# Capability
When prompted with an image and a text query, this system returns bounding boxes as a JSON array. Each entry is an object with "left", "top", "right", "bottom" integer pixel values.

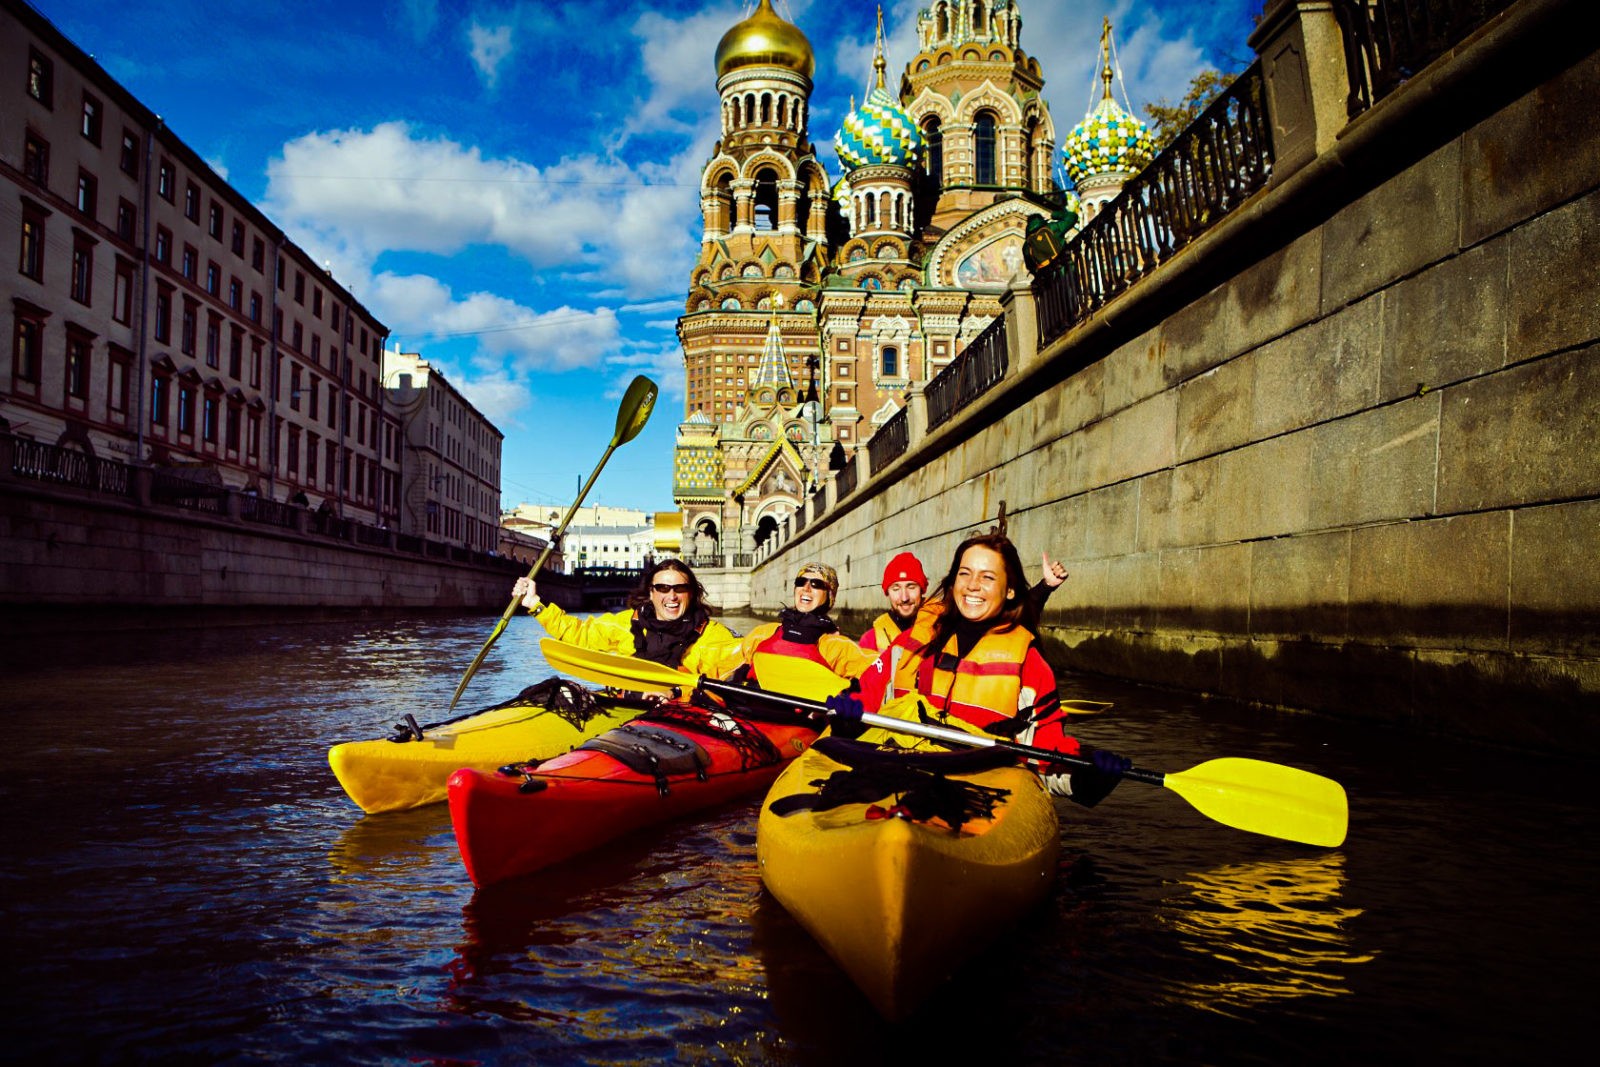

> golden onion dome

[{"left": 715, "top": 0, "right": 815, "bottom": 80}]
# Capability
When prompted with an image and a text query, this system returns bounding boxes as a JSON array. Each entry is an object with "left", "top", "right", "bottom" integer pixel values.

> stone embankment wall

[
  {"left": 0, "top": 474, "right": 542, "bottom": 628},
  {"left": 758, "top": 3, "right": 1599, "bottom": 751}
]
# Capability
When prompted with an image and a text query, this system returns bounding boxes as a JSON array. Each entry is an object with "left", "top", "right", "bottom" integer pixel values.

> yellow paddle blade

[
  {"left": 1162, "top": 758, "right": 1349, "bottom": 848},
  {"left": 539, "top": 639, "right": 696, "bottom": 693},
  {"left": 1061, "top": 699, "right": 1112, "bottom": 716},
  {"left": 751, "top": 653, "right": 850, "bottom": 701}
]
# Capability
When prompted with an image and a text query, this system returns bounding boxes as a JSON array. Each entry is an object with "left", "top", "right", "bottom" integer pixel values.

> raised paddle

[
  {"left": 538, "top": 639, "right": 1349, "bottom": 848},
  {"left": 446, "top": 375, "right": 658, "bottom": 712}
]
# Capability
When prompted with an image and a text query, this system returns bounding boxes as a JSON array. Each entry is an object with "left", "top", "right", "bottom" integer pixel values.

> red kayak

[{"left": 448, "top": 692, "right": 819, "bottom": 887}]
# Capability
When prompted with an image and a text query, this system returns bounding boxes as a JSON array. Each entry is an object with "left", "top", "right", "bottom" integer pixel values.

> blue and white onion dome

[
  {"left": 1063, "top": 96, "right": 1154, "bottom": 184},
  {"left": 835, "top": 85, "right": 923, "bottom": 171}
]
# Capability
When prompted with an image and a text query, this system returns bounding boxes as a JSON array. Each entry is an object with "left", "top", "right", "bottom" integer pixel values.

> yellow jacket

[
  {"left": 533, "top": 602, "right": 736, "bottom": 676},
  {"left": 705, "top": 619, "right": 876, "bottom": 683}
]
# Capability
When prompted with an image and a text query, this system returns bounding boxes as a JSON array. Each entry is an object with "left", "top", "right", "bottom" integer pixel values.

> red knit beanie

[{"left": 882, "top": 551, "right": 928, "bottom": 594}]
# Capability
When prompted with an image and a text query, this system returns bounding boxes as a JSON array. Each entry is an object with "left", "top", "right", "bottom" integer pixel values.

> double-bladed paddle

[
  {"left": 446, "top": 376, "right": 658, "bottom": 712},
  {"left": 538, "top": 638, "right": 1349, "bottom": 848}
]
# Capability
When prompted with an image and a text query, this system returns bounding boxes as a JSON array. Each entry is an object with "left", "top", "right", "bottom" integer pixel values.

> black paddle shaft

[{"left": 696, "top": 678, "right": 1164, "bottom": 785}]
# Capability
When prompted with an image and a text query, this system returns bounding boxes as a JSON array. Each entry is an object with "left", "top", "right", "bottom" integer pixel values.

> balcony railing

[
  {"left": 926, "top": 316, "right": 1009, "bottom": 432},
  {"left": 1037, "top": 60, "right": 1272, "bottom": 348},
  {"left": 1332, "top": 0, "right": 1516, "bottom": 117}
]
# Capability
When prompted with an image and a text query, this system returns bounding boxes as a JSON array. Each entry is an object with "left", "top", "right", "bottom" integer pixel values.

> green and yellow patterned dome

[{"left": 1063, "top": 94, "right": 1154, "bottom": 184}]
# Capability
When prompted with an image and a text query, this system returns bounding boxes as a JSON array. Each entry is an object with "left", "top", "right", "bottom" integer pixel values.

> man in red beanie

[{"left": 859, "top": 551, "right": 930, "bottom": 652}]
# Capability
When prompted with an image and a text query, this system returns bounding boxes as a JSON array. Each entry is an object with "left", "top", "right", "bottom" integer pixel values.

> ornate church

[{"left": 672, "top": 0, "right": 1152, "bottom": 559}]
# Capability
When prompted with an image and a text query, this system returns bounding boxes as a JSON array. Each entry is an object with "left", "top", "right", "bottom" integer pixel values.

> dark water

[{"left": 1, "top": 613, "right": 1593, "bottom": 1064}]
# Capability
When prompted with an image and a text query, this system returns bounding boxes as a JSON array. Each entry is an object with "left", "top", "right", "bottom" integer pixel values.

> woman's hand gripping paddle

[{"left": 446, "top": 376, "right": 658, "bottom": 712}]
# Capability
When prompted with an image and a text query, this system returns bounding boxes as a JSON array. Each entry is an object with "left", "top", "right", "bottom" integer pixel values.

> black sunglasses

[
  {"left": 651, "top": 583, "right": 691, "bottom": 595},
  {"left": 794, "top": 577, "right": 830, "bottom": 590}
]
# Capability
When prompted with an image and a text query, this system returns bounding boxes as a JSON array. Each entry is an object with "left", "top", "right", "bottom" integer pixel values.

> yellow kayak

[
  {"left": 757, "top": 735, "right": 1060, "bottom": 1020},
  {"left": 328, "top": 679, "right": 641, "bottom": 814}
]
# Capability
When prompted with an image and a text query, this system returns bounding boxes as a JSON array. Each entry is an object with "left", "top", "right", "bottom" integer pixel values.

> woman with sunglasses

[
  {"left": 832, "top": 533, "right": 1131, "bottom": 806},
  {"left": 707, "top": 562, "right": 874, "bottom": 686},
  {"left": 513, "top": 559, "right": 735, "bottom": 674}
]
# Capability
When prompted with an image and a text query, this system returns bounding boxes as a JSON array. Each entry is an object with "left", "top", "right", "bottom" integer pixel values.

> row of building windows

[{"left": 18, "top": 22, "right": 501, "bottom": 538}]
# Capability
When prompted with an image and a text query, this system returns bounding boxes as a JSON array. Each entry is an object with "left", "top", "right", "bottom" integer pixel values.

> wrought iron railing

[
  {"left": 834, "top": 457, "right": 859, "bottom": 500},
  {"left": 7, "top": 435, "right": 135, "bottom": 497},
  {"left": 2, "top": 432, "right": 496, "bottom": 566},
  {"left": 1332, "top": 0, "right": 1515, "bottom": 117},
  {"left": 238, "top": 493, "right": 299, "bottom": 529},
  {"left": 867, "top": 405, "right": 910, "bottom": 475},
  {"left": 926, "top": 316, "right": 1009, "bottom": 432},
  {"left": 1036, "top": 60, "right": 1272, "bottom": 348}
]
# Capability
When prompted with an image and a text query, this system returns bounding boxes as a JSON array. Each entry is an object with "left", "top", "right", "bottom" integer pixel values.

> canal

[{"left": 1, "top": 613, "right": 1591, "bottom": 1064}]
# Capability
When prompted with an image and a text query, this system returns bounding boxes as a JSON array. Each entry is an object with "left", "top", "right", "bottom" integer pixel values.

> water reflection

[
  {"left": 441, "top": 806, "right": 777, "bottom": 1053},
  {"left": 1157, "top": 852, "right": 1374, "bottom": 1017},
  {"left": 3, "top": 614, "right": 1592, "bottom": 1064}
]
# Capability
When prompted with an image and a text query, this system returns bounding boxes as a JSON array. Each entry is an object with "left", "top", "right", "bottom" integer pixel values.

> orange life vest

[
  {"left": 910, "top": 624, "right": 1035, "bottom": 732},
  {"left": 867, "top": 612, "right": 912, "bottom": 653}
]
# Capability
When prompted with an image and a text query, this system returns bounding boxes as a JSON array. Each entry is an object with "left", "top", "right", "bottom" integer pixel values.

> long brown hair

[
  {"left": 626, "top": 558, "right": 715, "bottom": 619},
  {"left": 921, "top": 532, "right": 1035, "bottom": 655}
]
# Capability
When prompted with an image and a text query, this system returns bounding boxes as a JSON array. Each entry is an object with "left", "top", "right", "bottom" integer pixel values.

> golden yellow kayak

[
  {"left": 328, "top": 679, "right": 642, "bottom": 814},
  {"left": 757, "top": 735, "right": 1060, "bottom": 1020}
]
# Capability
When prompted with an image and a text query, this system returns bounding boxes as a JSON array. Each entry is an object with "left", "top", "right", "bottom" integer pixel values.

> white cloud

[
  {"left": 468, "top": 20, "right": 515, "bottom": 89},
  {"left": 264, "top": 121, "right": 700, "bottom": 295},
  {"left": 370, "top": 271, "right": 622, "bottom": 371},
  {"left": 627, "top": 5, "right": 740, "bottom": 137}
]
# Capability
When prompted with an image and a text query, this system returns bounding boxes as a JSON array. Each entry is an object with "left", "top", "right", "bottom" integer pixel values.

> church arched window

[
  {"left": 753, "top": 167, "right": 779, "bottom": 231},
  {"left": 713, "top": 172, "right": 734, "bottom": 231},
  {"left": 796, "top": 174, "right": 813, "bottom": 238},
  {"left": 1024, "top": 116, "right": 1038, "bottom": 191},
  {"left": 881, "top": 346, "right": 899, "bottom": 377},
  {"left": 974, "top": 111, "right": 997, "bottom": 186},
  {"left": 974, "top": 2, "right": 986, "bottom": 34},
  {"left": 923, "top": 117, "right": 943, "bottom": 190}
]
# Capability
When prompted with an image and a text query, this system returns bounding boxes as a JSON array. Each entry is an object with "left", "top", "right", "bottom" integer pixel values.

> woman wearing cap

[
  {"left": 708, "top": 561, "right": 874, "bottom": 686},
  {"left": 859, "top": 549, "right": 1073, "bottom": 653},
  {"left": 834, "top": 533, "right": 1131, "bottom": 807},
  {"left": 513, "top": 559, "right": 735, "bottom": 674}
]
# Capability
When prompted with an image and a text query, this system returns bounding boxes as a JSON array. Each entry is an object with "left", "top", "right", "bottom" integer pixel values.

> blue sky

[{"left": 35, "top": 0, "right": 1262, "bottom": 512}]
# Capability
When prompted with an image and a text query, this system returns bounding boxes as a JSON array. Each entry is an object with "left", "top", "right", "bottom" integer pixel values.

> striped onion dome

[
  {"left": 834, "top": 14, "right": 920, "bottom": 172},
  {"left": 1063, "top": 95, "right": 1154, "bottom": 184},
  {"left": 835, "top": 84, "right": 923, "bottom": 171}
]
